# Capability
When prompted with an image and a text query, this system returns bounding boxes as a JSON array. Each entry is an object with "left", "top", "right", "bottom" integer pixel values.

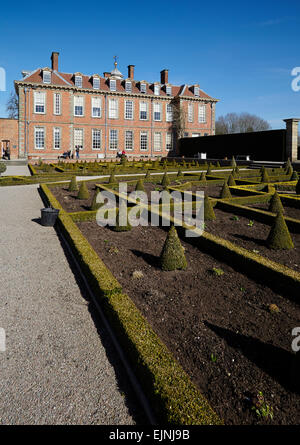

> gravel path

[
  {"left": 2, "top": 165, "right": 30, "bottom": 176},
  {"left": 0, "top": 185, "right": 141, "bottom": 424}
]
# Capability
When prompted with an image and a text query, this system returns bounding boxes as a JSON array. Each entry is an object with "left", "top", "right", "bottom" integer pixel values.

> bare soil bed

[
  {"left": 76, "top": 221, "right": 300, "bottom": 425},
  {"left": 51, "top": 182, "right": 101, "bottom": 213},
  {"left": 205, "top": 209, "right": 300, "bottom": 272},
  {"left": 248, "top": 203, "right": 300, "bottom": 221}
]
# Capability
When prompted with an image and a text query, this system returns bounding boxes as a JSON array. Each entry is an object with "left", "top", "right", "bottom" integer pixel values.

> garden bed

[
  {"left": 204, "top": 209, "right": 300, "bottom": 272},
  {"left": 76, "top": 221, "right": 300, "bottom": 425},
  {"left": 248, "top": 203, "right": 300, "bottom": 220}
]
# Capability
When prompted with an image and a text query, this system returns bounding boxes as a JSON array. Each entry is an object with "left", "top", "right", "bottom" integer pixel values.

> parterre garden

[{"left": 4, "top": 156, "right": 300, "bottom": 424}]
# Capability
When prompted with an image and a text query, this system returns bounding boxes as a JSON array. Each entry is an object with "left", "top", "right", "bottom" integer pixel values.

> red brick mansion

[{"left": 12, "top": 52, "right": 218, "bottom": 160}]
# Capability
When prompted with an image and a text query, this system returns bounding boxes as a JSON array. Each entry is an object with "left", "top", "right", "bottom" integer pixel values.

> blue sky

[{"left": 0, "top": 0, "right": 299, "bottom": 128}]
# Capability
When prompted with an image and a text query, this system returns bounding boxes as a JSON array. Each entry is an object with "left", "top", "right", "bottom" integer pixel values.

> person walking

[{"left": 75, "top": 146, "right": 80, "bottom": 160}]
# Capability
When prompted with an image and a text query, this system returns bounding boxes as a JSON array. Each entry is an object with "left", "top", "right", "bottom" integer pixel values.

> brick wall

[{"left": 0, "top": 118, "right": 19, "bottom": 159}]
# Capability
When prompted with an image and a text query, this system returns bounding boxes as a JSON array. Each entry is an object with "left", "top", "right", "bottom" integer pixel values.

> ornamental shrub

[
  {"left": 227, "top": 174, "right": 236, "bottom": 186},
  {"left": 268, "top": 191, "right": 284, "bottom": 214},
  {"left": 200, "top": 172, "right": 206, "bottom": 181},
  {"left": 0, "top": 161, "right": 7, "bottom": 176},
  {"left": 160, "top": 225, "right": 187, "bottom": 271},
  {"left": 161, "top": 172, "right": 170, "bottom": 187},
  {"left": 111, "top": 208, "right": 132, "bottom": 232},
  {"left": 204, "top": 196, "right": 216, "bottom": 220},
  {"left": 291, "top": 170, "right": 299, "bottom": 181},
  {"left": 109, "top": 173, "right": 116, "bottom": 184},
  {"left": 77, "top": 181, "right": 89, "bottom": 200},
  {"left": 177, "top": 169, "right": 183, "bottom": 178},
  {"left": 206, "top": 165, "right": 212, "bottom": 175},
  {"left": 231, "top": 156, "right": 237, "bottom": 168},
  {"left": 90, "top": 189, "right": 102, "bottom": 210},
  {"left": 135, "top": 179, "right": 145, "bottom": 192},
  {"left": 220, "top": 182, "right": 232, "bottom": 199},
  {"left": 261, "top": 167, "right": 270, "bottom": 183},
  {"left": 68, "top": 176, "right": 78, "bottom": 192},
  {"left": 266, "top": 211, "right": 294, "bottom": 250}
]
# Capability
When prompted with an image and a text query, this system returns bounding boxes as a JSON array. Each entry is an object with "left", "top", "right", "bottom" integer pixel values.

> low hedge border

[
  {"left": 28, "top": 164, "right": 37, "bottom": 176},
  {"left": 40, "top": 182, "right": 222, "bottom": 425}
]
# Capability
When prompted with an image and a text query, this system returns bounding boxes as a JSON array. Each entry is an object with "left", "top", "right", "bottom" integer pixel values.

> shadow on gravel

[
  {"left": 55, "top": 229, "right": 150, "bottom": 425},
  {"left": 31, "top": 217, "right": 43, "bottom": 225}
]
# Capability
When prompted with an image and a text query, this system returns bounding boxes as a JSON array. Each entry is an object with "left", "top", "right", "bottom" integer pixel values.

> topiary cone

[
  {"left": 135, "top": 179, "right": 145, "bottom": 192},
  {"left": 161, "top": 172, "right": 170, "bottom": 187},
  {"left": 268, "top": 191, "right": 284, "bottom": 214},
  {"left": 90, "top": 189, "right": 102, "bottom": 210},
  {"left": 0, "top": 161, "right": 6, "bottom": 176},
  {"left": 111, "top": 208, "right": 132, "bottom": 232},
  {"left": 160, "top": 225, "right": 187, "bottom": 271},
  {"left": 291, "top": 170, "right": 299, "bottom": 181},
  {"left": 68, "top": 176, "right": 78, "bottom": 192},
  {"left": 204, "top": 196, "right": 216, "bottom": 220},
  {"left": 261, "top": 168, "right": 269, "bottom": 183},
  {"left": 177, "top": 169, "right": 183, "bottom": 178},
  {"left": 145, "top": 169, "right": 151, "bottom": 180},
  {"left": 77, "top": 181, "right": 89, "bottom": 200},
  {"left": 266, "top": 211, "right": 294, "bottom": 250},
  {"left": 109, "top": 173, "right": 116, "bottom": 184},
  {"left": 220, "top": 182, "right": 232, "bottom": 199},
  {"left": 231, "top": 156, "right": 237, "bottom": 168},
  {"left": 200, "top": 172, "right": 206, "bottom": 181},
  {"left": 227, "top": 174, "right": 236, "bottom": 186}
]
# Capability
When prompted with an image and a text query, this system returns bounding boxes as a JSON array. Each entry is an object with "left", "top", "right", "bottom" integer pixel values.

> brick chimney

[
  {"left": 160, "top": 69, "right": 168, "bottom": 84},
  {"left": 51, "top": 52, "right": 59, "bottom": 71},
  {"left": 128, "top": 65, "right": 135, "bottom": 80}
]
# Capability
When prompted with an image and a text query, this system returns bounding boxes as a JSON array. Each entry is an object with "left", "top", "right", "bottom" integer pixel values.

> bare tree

[
  {"left": 172, "top": 98, "right": 186, "bottom": 142},
  {"left": 6, "top": 92, "right": 19, "bottom": 119},
  {"left": 215, "top": 112, "right": 271, "bottom": 135}
]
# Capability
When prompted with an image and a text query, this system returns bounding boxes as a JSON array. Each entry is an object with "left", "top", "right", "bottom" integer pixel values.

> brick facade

[
  {"left": 0, "top": 118, "right": 19, "bottom": 159},
  {"left": 14, "top": 52, "right": 218, "bottom": 160}
]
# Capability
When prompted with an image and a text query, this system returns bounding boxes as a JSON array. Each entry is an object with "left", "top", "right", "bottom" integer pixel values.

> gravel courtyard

[{"left": 0, "top": 184, "right": 142, "bottom": 425}]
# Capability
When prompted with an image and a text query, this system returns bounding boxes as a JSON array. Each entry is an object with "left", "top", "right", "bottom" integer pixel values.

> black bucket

[{"left": 41, "top": 207, "right": 60, "bottom": 227}]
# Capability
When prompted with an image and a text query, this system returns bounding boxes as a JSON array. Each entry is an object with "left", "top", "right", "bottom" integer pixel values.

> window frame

[
  {"left": 110, "top": 79, "right": 117, "bottom": 91},
  {"left": 108, "top": 98, "right": 119, "bottom": 119},
  {"left": 53, "top": 92, "right": 61, "bottom": 116},
  {"left": 198, "top": 104, "right": 206, "bottom": 123},
  {"left": 34, "top": 91, "right": 46, "bottom": 114},
  {"left": 166, "top": 103, "right": 173, "bottom": 122},
  {"left": 34, "top": 126, "right": 45, "bottom": 149},
  {"left": 91, "top": 97, "right": 102, "bottom": 118},
  {"left": 92, "top": 128, "right": 102, "bottom": 150},
  {"left": 166, "top": 132, "right": 173, "bottom": 151},
  {"left": 140, "top": 131, "right": 148, "bottom": 151},
  {"left": 93, "top": 77, "right": 100, "bottom": 90},
  {"left": 139, "top": 101, "right": 148, "bottom": 120},
  {"left": 74, "top": 128, "right": 84, "bottom": 150},
  {"left": 109, "top": 129, "right": 118, "bottom": 150},
  {"left": 153, "top": 102, "right": 162, "bottom": 121},
  {"left": 43, "top": 71, "right": 51, "bottom": 84},
  {"left": 74, "top": 95, "right": 84, "bottom": 117},
  {"left": 53, "top": 127, "right": 61, "bottom": 149},
  {"left": 125, "top": 130, "right": 134, "bottom": 151},
  {"left": 124, "top": 100, "right": 134, "bottom": 120},
  {"left": 153, "top": 132, "right": 162, "bottom": 152}
]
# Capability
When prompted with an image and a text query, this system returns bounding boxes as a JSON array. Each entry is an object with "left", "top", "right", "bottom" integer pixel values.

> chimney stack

[
  {"left": 160, "top": 69, "right": 168, "bottom": 84},
  {"left": 128, "top": 65, "right": 135, "bottom": 79},
  {"left": 51, "top": 52, "right": 59, "bottom": 71}
]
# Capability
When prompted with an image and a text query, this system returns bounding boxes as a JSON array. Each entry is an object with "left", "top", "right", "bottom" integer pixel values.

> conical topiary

[
  {"left": 109, "top": 173, "right": 116, "bottom": 184},
  {"left": 111, "top": 208, "right": 132, "bottom": 232},
  {"left": 68, "top": 176, "right": 78, "bottom": 192},
  {"left": 160, "top": 225, "right": 187, "bottom": 271},
  {"left": 268, "top": 191, "right": 284, "bottom": 214},
  {"left": 285, "top": 158, "right": 292, "bottom": 172},
  {"left": 90, "top": 189, "right": 102, "bottom": 210},
  {"left": 291, "top": 170, "right": 299, "bottom": 181},
  {"left": 227, "top": 174, "right": 236, "bottom": 186},
  {"left": 77, "top": 181, "right": 89, "bottom": 200},
  {"left": 135, "top": 179, "right": 145, "bottom": 192},
  {"left": 234, "top": 165, "right": 240, "bottom": 175},
  {"left": 207, "top": 165, "right": 212, "bottom": 175},
  {"left": 177, "top": 169, "right": 183, "bottom": 178},
  {"left": 0, "top": 160, "right": 6, "bottom": 176},
  {"left": 220, "top": 182, "right": 232, "bottom": 199},
  {"left": 216, "top": 161, "right": 220, "bottom": 168},
  {"left": 296, "top": 178, "right": 300, "bottom": 194},
  {"left": 145, "top": 169, "right": 151, "bottom": 180},
  {"left": 261, "top": 167, "right": 269, "bottom": 183},
  {"left": 231, "top": 156, "right": 237, "bottom": 168},
  {"left": 161, "top": 172, "right": 170, "bottom": 187},
  {"left": 266, "top": 211, "right": 294, "bottom": 250},
  {"left": 204, "top": 196, "right": 216, "bottom": 220},
  {"left": 200, "top": 172, "right": 206, "bottom": 181}
]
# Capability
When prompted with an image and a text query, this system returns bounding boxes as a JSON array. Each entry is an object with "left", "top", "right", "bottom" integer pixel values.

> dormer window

[
  {"left": 110, "top": 79, "right": 116, "bottom": 91},
  {"left": 140, "top": 83, "right": 146, "bottom": 93},
  {"left": 166, "top": 85, "right": 172, "bottom": 96},
  {"left": 75, "top": 75, "right": 82, "bottom": 88},
  {"left": 154, "top": 84, "right": 160, "bottom": 96},
  {"left": 93, "top": 76, "right": 100, "bottom": 90},
  {"left": 194, "top": 86, "right": 200, "bottom": 97},
  {"left": 43, "top": 70, "right": 51, "bottom": 84},
  {"left": 125, "top": 81, "right": 132, "bottom": 93}
]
